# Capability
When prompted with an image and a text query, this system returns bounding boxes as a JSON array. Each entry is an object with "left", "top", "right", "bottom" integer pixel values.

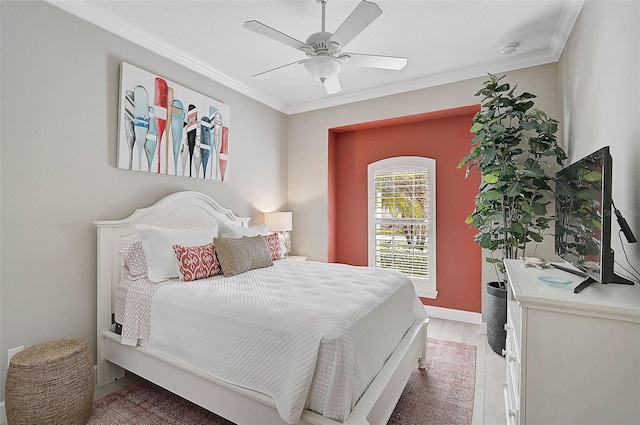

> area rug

[{"left": 88, "top": 338, "right": 476, "bottom": 425}]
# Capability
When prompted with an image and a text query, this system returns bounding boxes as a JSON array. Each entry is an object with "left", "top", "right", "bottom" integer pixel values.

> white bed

[{"left": 94, "top": 191, "right": 429, "bottom": 425}]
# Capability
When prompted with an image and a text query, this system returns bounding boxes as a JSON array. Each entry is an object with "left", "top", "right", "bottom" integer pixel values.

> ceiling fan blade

[
  {"left": 243, "top": 20, "right": 312, "bottom": 52},
  {"left": 343, "top": 53, "right": 407, "bottom": 70},
  {"left": 323, "top": 74, "right": 342, "bottom": 95},
  {"left": 253, "top": 60, "right": 307, "bottom": 80},
  {"left": 329, "top": 0, "right": 382, "bottom": 49}
]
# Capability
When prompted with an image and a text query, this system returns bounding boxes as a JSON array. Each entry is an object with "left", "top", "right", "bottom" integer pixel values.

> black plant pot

[{"left": 486, "top": 281, "right": 507, "bottom": 356}]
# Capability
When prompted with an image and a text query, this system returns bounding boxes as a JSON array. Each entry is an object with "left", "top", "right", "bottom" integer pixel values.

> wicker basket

[{"left": 5, "top": 338, "right": 95, "bottom": 425}]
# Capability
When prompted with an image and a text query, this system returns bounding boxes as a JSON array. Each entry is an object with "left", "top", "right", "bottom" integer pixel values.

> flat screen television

[{"left": 554, "top": 146, "right": 634, "bottom": 287}]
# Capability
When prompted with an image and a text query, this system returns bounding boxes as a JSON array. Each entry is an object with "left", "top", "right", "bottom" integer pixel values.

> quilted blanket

[{"left": 119, "top": 260, "right": 425, "bottom": 423}]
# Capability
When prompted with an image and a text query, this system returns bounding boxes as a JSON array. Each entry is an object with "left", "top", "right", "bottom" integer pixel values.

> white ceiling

[{"left": 48, "top": 0, "right": 583, "bottom": 114}]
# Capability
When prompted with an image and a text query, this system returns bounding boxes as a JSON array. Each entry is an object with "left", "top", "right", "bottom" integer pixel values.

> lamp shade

[{"left": 264, "top": 211, "right": 292, "bottom": 232}]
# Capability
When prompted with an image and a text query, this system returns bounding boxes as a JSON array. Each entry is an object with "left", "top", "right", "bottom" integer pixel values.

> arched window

[{"left": 368, "top": 156, "right": 437, "bottom": 298}]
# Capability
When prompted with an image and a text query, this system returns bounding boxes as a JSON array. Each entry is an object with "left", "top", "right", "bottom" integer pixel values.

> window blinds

[{"left": 373, "top": 170, "right": 430, "bottom": 279}]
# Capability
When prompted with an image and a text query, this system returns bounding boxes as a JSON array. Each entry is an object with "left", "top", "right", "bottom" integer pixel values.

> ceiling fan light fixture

[{"left": 304, "top": 56, "right": 342, "bottom": 82}]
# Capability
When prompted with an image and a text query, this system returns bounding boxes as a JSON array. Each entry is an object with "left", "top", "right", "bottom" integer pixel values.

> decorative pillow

[
  {"left": 214, "top": 236, "right": 273, "bottom": 277},
  {"left": 278, "top": 232, "right": 287, "bottom": 257},
  {"left": 135, "top": 224, "right": 219, "bottom": 283},
  {"left": 218, "top": 220, "right": 268, "bottom": 239},
  {"left": 173, "top": 242, "right": 221, "bottom": 282},
  {"left": 119, "top": 239, "right": 148, "bottom": 279},
  {"left": 264, "top": 233, "right": 285, "bottom": 261}
]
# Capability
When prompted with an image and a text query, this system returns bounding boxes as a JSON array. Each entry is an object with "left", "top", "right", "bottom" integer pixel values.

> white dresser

[{"left": 503, "top": 259, "right": 640, "bottom": 425}]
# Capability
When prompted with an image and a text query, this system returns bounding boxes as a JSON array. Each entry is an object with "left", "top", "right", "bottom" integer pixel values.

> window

[{"left": 368, "top": 157, "right": 437, "bottom": 298}]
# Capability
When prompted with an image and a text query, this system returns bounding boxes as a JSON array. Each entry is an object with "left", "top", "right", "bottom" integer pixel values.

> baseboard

[
  {"left": 424, "top": 305, "right": 482, "bottom": 324},
  {"left": 1, "top": 401, "right": 6, "bottom": 425}
]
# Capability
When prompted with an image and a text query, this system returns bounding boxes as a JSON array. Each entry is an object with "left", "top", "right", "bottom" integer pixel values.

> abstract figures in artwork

[
  {"left": 171, "top": 100, "right": 184, "bottom": 176},
  {"left": 145, "top": 106, "right": 157, "bottom": 172},
  {"left": 200, "top": 116, "right": 212, "bottom": 179},
  {"left": 118, "top": 62, "right": 230, "bottom": 180},
  {"left": 165, "top": 87, "right": 174, "bottom": 174},
  {"left": 133, "top": 85, "right": 149, "bottom": 171},
  {"left": 154, "top": 78, "right": 168, "bottom": 174},
  {"left": 186, "top": 105, "right": 197, "bottom": 178},
  {"left": 124, "top": 90, "right": 136, "bottom": 170}
]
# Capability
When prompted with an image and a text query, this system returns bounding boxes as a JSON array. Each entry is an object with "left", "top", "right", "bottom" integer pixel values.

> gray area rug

[{"left": 88, "top": 338, "right": 476, "bottom": 424}]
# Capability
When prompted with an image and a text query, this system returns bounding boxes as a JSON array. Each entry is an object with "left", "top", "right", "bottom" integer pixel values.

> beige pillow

[{"left": 214, "top": 236, "right": 273, "bottom": 277}]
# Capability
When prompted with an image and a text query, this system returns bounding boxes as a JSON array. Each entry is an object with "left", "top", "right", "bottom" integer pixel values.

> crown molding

[
  {"left": 45, "top": 0, "right": 584, "bottom": 116},
  {"left": 44, "top": 0, "right": 288, "bottom": 113},
  {"left": 285, "top": 0, "right": 585, "bottom": 115},
  {"left": 550, "top": 0, "right": 584, "bottom": 61},
  {"left": 284, "top": 50, "right": 559, "bottom": 115}
]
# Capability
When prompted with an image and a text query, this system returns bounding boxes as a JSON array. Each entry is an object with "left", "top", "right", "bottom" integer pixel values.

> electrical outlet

[{"left": 8, "top": 346, "right": 24, "bottom": 368}]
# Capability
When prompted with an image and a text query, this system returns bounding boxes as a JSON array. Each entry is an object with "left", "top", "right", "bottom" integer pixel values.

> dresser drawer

[
  {"left": 503, "top": 376, "right": 519, "bottom": 425},
  {"left": 507, "top": 326, "right": 521, "bottom": 391}
]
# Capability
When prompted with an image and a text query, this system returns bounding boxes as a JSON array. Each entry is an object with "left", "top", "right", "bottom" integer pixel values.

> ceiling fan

[{"left": 243, "top": 0, "right": 407, "bottom": 95}]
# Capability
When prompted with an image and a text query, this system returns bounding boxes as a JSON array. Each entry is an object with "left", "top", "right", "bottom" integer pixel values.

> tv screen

[{"left": 554, "top": 147, "right": 612, "bottom": 283}]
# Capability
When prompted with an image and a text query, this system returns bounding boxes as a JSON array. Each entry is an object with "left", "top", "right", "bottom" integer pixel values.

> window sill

[{"left": 415, "top": 288, "right": 438, "bottom": 299}]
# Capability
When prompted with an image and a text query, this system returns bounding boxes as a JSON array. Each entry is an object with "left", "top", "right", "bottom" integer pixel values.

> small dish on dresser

[{"left": 537, "top": 275, "right": 573, "bottom": 287}]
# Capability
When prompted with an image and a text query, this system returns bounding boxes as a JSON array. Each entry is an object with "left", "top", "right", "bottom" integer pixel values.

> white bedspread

[{"left": 121, "top": 260, "right": 425, "bottom": 424}]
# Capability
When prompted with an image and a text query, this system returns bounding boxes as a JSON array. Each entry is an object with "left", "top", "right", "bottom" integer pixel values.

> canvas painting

[{"left": 117, "top": 62, "right": 231, "bottom": 181}]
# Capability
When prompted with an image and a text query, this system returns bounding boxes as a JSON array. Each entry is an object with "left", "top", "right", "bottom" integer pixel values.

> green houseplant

[{"left": 458, "top": 74, "right": 567, "bottom": 354}]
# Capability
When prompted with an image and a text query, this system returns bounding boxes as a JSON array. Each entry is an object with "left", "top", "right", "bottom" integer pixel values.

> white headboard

[{"left": 93, "top": 191, "right": 250, "bottom": 342}]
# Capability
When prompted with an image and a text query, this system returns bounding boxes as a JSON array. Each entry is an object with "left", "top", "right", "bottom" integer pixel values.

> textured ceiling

[{"left": 50, "top": 0, "right": 583, "bottom": 114}]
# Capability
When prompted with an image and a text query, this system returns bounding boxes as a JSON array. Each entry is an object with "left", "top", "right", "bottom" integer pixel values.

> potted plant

[{"left": 458, "top": 74, "right": 567, "bottom": 355}]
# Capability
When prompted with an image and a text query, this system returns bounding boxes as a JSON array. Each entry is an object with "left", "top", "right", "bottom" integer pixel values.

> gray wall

[
  {"left": 559, "top": 1, "right": 640, "bottom": 272},
  {"left": 0, "top": 1, "right": 288, "bottom": 401}
]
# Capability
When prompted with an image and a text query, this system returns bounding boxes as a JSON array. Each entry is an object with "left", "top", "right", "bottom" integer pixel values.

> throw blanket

[{"left": 117, "top": 260, "right": 425, "bottom": 423}]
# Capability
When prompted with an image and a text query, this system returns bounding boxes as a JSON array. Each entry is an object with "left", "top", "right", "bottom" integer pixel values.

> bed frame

[{"left": 94, "top": 191, "right": 429, "bottom": 425}]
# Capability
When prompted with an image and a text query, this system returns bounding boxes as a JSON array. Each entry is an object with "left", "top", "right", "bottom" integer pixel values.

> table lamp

[{"left": 264, "top": 211, "right": 293, "bottom": 255}]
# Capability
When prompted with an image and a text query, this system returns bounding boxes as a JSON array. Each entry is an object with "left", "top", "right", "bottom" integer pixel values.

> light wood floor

[
  {"left": 90, "top": 318, "right": 506, "bottom": 425},
  {"left": 428, "top": 317, "right": 507, "bottom": 425}
]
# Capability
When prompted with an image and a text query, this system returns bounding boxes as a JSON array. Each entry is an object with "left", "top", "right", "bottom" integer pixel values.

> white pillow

[
  {"left": 135, "top": 224, "right": 219, "bottom": 282},
  {"left": 218, "top": 219, "right": 268, "bottom": 238}
]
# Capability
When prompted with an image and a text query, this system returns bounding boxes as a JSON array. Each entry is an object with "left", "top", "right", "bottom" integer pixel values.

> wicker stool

[{"left": 5, "top": 338, "right": 95, "bottom": 425}]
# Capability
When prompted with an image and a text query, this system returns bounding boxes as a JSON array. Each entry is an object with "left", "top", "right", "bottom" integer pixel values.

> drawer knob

[
  {"left": 501, "top": 349, "right": 507, "bottom": 356},
  {"left": 509, "top": 409, "right": 517, "bottom": 417},
  {"left": 503, "top": 380, "right": 508, "bottom": 388},
  {"left": 509, "top": 355, "right": 517, "bottom": 362}
]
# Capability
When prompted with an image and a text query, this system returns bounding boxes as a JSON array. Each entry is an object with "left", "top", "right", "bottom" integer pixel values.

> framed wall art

[{"left": 117, "top": 62, "right": 231, "bottom": 181}]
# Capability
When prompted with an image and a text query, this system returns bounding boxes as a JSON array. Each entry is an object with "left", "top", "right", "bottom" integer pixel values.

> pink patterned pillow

[
  {"left": 264, "top": 233, "right": 284, "bottom": 261},
  {"left": 119, "top": 240, "right": 148, "bottom": 279},
  {"left": 173, "top": 242, "right": 221, "bottom": 282}
]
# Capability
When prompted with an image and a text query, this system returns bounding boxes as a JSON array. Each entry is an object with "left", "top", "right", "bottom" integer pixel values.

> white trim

[
  {"left": 368, "top": 156, "right": 437, "bottom": 298},
  {"left": 415, "top": 288, "right": 438, "bottom": 299},
  {"left": 43, "top": 0, "right": 287, "bottom": 113},
  {"left": 0, "top": 401, "right": 6, "bottom": 425},
  {"left": 550, "top": 0, "right": 585, "bottom": 62},
  {"left": 43, "top": 0, "right": 584, "bottom": 116},
  {"left": 424, "top": 305, "right": 482, "bottom": 325}
]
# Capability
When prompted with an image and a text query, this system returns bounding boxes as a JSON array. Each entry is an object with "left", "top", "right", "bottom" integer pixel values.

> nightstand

[{"left": 284, "top": 255, "right": 307, "bottom": 261}]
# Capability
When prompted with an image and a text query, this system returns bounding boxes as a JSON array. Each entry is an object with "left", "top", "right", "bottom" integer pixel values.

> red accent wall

[{"left": 327, "top": 105, "right": 482, "bottom": 312}]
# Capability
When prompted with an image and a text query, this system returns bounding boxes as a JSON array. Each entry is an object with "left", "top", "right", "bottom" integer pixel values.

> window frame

[{"left": 367, "top": 156, "right": 438, "bottom": 299}]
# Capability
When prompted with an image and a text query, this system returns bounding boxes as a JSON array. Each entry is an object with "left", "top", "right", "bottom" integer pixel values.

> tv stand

[{"left": 611, "top": 273, "right": 635, "bottom": 285}]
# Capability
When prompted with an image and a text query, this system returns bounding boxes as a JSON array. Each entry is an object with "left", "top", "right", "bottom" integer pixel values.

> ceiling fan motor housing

[{"left": 305, "top": 32, "right": 341, "bottom": 56}]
